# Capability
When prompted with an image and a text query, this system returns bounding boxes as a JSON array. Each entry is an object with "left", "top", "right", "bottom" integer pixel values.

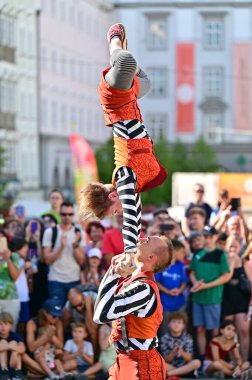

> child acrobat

[{"left": 79, "top": 23, "right": 167, "bottom": 268}]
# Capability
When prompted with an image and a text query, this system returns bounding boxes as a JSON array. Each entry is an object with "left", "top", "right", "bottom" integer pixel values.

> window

[
  {"left": 60, "top": 1, "right": 65, "bottom": 22},
  {"left": 146, "top": 113, "right": 167, "bottom": 141},
  {"left": 51, "top": 50, "right": 57, "bottom": 73},
  {"left": 148, "top": 68, "right": 167, "bottom": 97},
  {"left": 52, "top": 101, "right": 58, "bottom": 129},
  {"left": 86, "top": 16, "right": 91, "bottom": 34},
  {"left": 146, "top": 16, "right": 168, "bottom": 50},
  {"left": 0, "top": 81, "right": 16, "bottom": 113},
  {"left": 51, "top": 0, "right": 57, "bottom": 18},
  {"left": 41, "top": 0, "right": 47, "bottom": 12},
  {"left": 19, "top": 28, "right": 25, "bottom": 54},
  {"left": 70, "top": 59, "right": 76, "bottom": 80},
  {"left": 41, "top": 98, "right": 48, "bottom": 128},
  {"left": 70, "top": 106, "right": 77, "bottom": 130},
  {"left": 203, "top": 17, "right": 224, "bottom": 50},
  {"left": 28, "top": 31, "right": 34, "bottom": 54},
  {"left": 203, "top": 66, "right": 224, "bottom": 97},
  {"left": 29, "top": 93, "right": 35, "bottom": 118},
  {"left": 79, "top": 62, "right": 84, "bottom": 82},
  {"left": 204, "top": 113, "right": 223, "bottom": 142},
  {"left": 41, "top": 47, "right": 47, "bottom": 70},
  {"left": 69, "top": 6, "right": 75, "bottom": 26},
  {"left": 53, "top": 165, "right": 60, "bottom": 187},
  {"left": 0, "top": 14, "right": 15, "bottom": 48},
  {"left": 61, "top": 54, "right": 66, "bottom": 76},
  {"left": 61, "top": 104, "right": 67, "bottom": 130},
  {"left": 3, "top": 143, "right": 16, "bottom": 174},
  {"left": 78, "top": 11, "right": 83, "bottom": 31}
]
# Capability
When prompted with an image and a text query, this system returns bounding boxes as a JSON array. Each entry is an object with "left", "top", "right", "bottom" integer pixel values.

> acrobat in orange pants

[{"left": 108, "top": 348, "right": 166, "bottom": 380}]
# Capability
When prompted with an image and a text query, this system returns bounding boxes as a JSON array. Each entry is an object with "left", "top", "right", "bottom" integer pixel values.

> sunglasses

[
  {"left": 60, "top": 212, "right": 74, "bottom": 217},
  {"left": 195, "top": 189, "right": 204, "bottom": 193}
]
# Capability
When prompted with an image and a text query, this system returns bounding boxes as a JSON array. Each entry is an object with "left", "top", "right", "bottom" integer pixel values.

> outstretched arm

[{"left": 115, "top": 166, "right": 141, "bottom": 255}]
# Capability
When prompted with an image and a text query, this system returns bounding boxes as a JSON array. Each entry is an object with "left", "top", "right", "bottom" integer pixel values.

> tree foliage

[
  {"left": 94, "top": 136, "right": 220, "bottom": 205},
  {"left": 95, "top": 138, "right": 114, "bottom": 184}
]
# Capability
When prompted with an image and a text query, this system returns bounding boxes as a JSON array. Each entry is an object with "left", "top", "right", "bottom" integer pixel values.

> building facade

[
  {"left": 112, "top": 0, "right": 252, "bottom": 170},
  {"left": 39, "top": 0, "right": 113, "bottom": 199},
  {"left": 0, "top": 0, "right": 40, "bottom": 199}
]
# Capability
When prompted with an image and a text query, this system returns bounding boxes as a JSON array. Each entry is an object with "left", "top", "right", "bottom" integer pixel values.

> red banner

[
  {"left": 233, "top": 43, "right": 252, "bottom": 131},
  {"left": 176, "top": 43, "right": 195, "bottom": 133},
  {"left": 69, "top": 134, "right": 99, "bottom": 204}
]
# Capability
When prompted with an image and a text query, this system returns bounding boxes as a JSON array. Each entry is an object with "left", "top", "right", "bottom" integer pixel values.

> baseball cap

[
  {"left": 188, "top": 231, "right": 203, "bottom": 242},
  {"left": 43, "top": 299, "right": 64, "bottom": 318},
  {"left": 87, "top": 247, "right": 102, "bottom": 260},
  {"left": 203, "top": 225, "right": 218, "bottom": 236}
]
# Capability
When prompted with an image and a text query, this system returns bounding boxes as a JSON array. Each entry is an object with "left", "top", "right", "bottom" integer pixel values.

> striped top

[
  {"left": 112, "top": 119, "right": 149, "bottom": 254},
  {"left": 94, "top": 268, "right": 158, "bottom": 350}
]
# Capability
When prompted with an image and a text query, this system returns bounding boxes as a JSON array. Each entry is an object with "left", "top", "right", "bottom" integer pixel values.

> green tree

[
  {"left": 141, "top": 135, "right": 175, "bottom": 206},
  {"left": 95, "top": 137, "right": 114, "bottom": 183},
  {"left": 94, "top": 135, "right": 219, "bottom": 206},
  {"left": 189, "top": 136, "right": 219, "bottom": 172},
  {"left": 172, "top": 139, "right": 190, "bottom": 172}
]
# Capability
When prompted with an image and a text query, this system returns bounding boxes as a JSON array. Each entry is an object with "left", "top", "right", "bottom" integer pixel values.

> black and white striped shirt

[
  {"left": 94, "top": 268, "right": 158, "bottom": 351},
  {"left": 113, "top": 119, "right": 150, "bottom": 253}
]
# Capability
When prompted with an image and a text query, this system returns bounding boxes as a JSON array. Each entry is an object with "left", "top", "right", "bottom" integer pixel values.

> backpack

[{"left": 51, "top": 225, "right": 81, "bottom": 249}]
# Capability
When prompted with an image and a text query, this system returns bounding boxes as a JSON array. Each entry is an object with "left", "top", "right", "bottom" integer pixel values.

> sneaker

[
  {"left": 1, "top": 369, "right": 11, "bottom": 380},
  {"left": 107, "top": 23, "right": 127, "bottom": 48},
  {"left": 44, "top": 375, "right": 59, "bottom": 380},
  {"left": 12, "top": 370, "right": 26, "bottom": 380},
  {"left": 60, "top": 373, "right": 74, "bottom": 380}
]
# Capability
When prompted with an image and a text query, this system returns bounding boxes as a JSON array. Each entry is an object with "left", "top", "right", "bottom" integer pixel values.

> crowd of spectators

[{"left": 0, "top": 185, "right": 252, "bottom": 380}]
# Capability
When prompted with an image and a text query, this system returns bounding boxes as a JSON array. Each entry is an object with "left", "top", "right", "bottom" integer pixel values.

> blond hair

[
  {"left": 79, "top": 183, "right": 114, "bottom": 220},
  {"left": 0, "top": 312, "right": 14, "bottom": 325}
]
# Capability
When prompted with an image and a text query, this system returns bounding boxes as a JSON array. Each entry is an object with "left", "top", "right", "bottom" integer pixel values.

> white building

[
  {"left": 39, "top": 0, "right": 113, "bottom": 199},
  {"left": 112, "top": 0, "right": 252, "bottom": 149},
  {"left": 0, "top": 0, "right": 40, "bottom": 199}
]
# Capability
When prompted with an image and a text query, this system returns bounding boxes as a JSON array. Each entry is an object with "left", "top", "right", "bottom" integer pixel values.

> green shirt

[
  {"left": 0, "top": 253, "right": 19, "bottom": 300},
  {"left": 189, "top": 248, "right": 230, "bottom": 305}
]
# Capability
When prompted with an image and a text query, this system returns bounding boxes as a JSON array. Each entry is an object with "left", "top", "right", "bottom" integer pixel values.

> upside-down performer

[
  {"left": 79, "top": 23, "right": 167, "bottom": 266},
  {"left": 94, "top": 235, "right": 173, "bottom": 380}
]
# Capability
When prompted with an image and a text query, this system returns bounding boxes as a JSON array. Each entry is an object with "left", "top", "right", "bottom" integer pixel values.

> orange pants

[{"left": 108, "top": 348, "right": 166, "bottom": 380}]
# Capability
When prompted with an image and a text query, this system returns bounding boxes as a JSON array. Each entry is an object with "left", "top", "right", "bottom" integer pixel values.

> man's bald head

[
  {"left": 68, "top": 287, "right": 82, "bottom": 301},
  {"left": 153, "top": 235, "right": 173, "bottom": 273},
  {"left": 136, "top": 235, "right": 173, "bottom": 273}
]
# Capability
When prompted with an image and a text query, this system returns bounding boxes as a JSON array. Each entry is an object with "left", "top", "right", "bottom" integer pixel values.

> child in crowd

[
  {"left": 160, "top": 312, "right": 201, "bottom": 379},
  {"left": 82, "top": 323, "right": 116, "bottom": 379},
  {"left": 203, "top": 320, "right": 250, "bottom": 379},
  {"left": 59, "top": 323, "right": 94, "bottom": 375},
  {"left": 9, "top": 237, "right": 31, "bottom": 336},
  {"left": 80, "top": 248, "right": 105, "bottom": 290},
  {"left": 27, "top": 299, "right": 66, "bottom": 380},
  {"left": 155, "top": 240, "right": 188, "bottom": 337},
  {"left": 0, "top": 312, "right": 26, "bottom": 380}
]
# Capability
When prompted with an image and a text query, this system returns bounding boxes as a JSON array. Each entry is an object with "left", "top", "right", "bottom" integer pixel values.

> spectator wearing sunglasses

[
  {"left": 184, "top": 183, "right": 212, "bottom": 225},
  {"left": 42, "top": 202, "right": 86, "bottom": 307}
]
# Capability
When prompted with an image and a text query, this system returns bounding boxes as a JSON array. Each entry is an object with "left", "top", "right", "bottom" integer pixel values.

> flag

[{"left": 69, "top": 134, "right": 99, "bottom": 203}]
